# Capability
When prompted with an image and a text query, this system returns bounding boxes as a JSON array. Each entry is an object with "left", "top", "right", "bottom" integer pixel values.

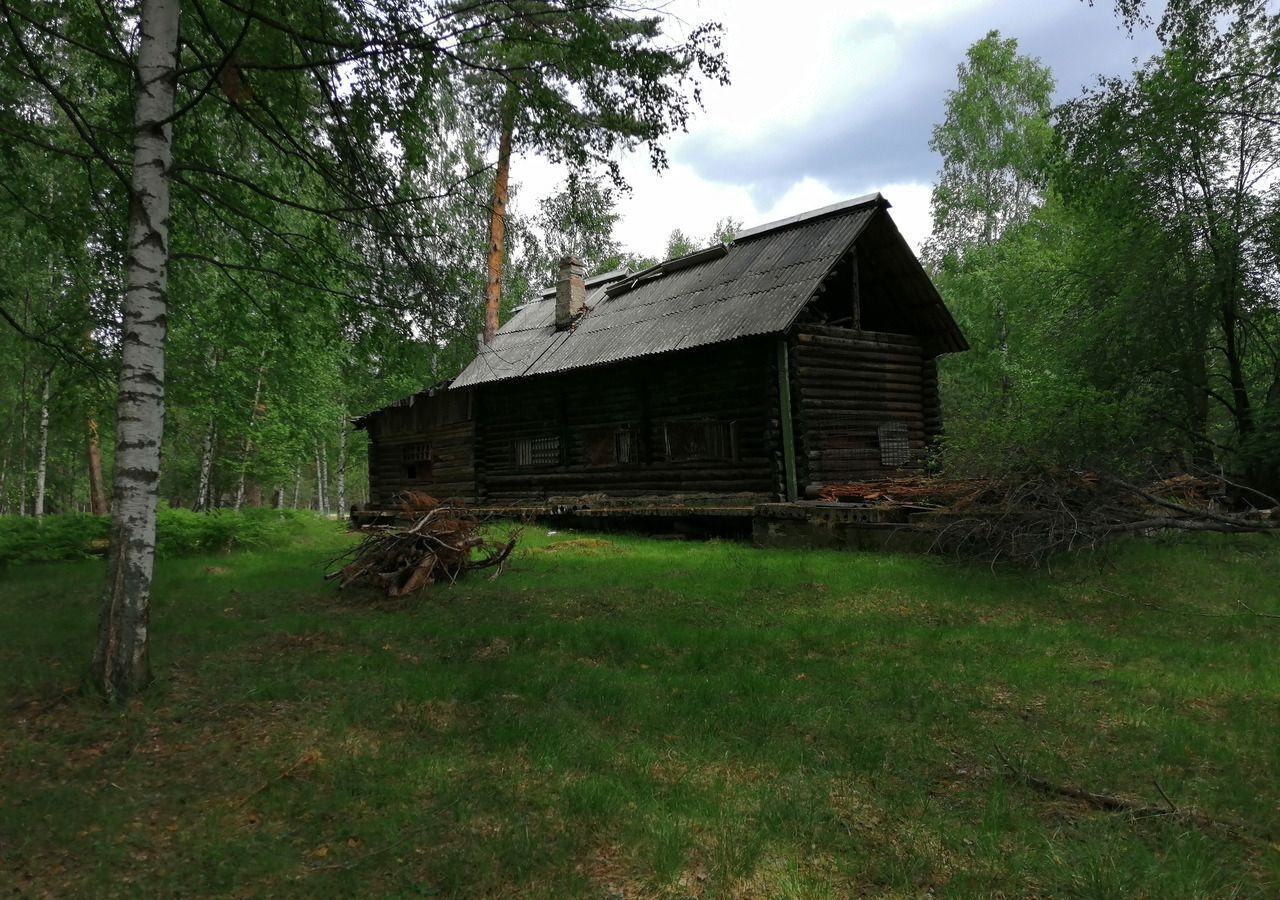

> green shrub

[
  {"left": 0, "top": 508, "right": 327, "bottom": 566},
  {"left": 0, "top": 514, "right": 110, "bottom": 565}
]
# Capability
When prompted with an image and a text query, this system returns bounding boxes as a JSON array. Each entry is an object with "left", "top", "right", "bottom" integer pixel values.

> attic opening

[{"left": 803, "top": 237, "right": 917, "bottom": 335}]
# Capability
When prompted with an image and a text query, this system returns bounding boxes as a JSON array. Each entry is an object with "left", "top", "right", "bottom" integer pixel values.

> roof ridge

[{"left": 734, "top": 193, "right": 888, "bottom": 242}]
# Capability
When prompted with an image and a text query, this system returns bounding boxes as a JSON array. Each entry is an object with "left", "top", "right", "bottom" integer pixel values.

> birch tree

[
  {"left": 33, "top": 364, "right": 53, "bottom": 518},
  {"left": 90, "top": 0, "right": 180, "bottom": 698},
  {"left": 927, "top": 31, "right": 1055, "bottom": 264},
  {"left": 0, "top": 0, "right": 725, "bottom": 698},
  {"left": 927, "top": 31, "right": 1055, "bottom": 401}
]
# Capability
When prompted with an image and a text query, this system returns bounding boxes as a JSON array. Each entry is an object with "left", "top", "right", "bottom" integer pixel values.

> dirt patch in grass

[
  {"left": 472, "top": 637, "right": 511, "bottom": 661},
  {"left": 580, "top": 841, "right": 654, "bottom": 899},
  {"left": 255, "top": 631, "right": 350, "bottom": 656},
  {"left": 532, "top": 538, "right": 625, "bottom": 556},
  {"left": 392, "top": 699, "right": 461, "bottom": 733}
]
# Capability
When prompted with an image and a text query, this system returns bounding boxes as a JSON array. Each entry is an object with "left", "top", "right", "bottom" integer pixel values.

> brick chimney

[{"left": 555, "top": 255, "right": 586, "bottom": 330}]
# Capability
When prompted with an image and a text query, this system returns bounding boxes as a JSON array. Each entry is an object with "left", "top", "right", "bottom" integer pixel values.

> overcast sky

[{"left": 511, "top": 0, "right": 1161, "bottom": 257}]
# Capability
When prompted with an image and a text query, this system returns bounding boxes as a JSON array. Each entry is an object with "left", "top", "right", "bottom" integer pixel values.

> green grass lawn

[{"left": 2, "top": 521, "right": 1277, "bottom": 897}]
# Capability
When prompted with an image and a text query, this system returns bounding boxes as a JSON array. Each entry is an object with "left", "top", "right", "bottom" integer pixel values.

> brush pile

[
  {"left": 327, "top": 493, "right": 518, "bottom": 597},
  {"left": 819, "top": 476, "right": 996, "bottom": 507},
  {"left": 821, "top": 471, "right": 1276, "bottom": 565}
]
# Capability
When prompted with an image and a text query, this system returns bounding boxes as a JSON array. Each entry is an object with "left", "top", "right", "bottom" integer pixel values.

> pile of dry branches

[
  {"left": 819, "top": 476, "right": 996, "bottom": 507},
  {"left": 326, "top": 493, "right": 518, "bottom": 597},
  {"left": 823, "top": 471, "right": 1276, "bottom": 565}
]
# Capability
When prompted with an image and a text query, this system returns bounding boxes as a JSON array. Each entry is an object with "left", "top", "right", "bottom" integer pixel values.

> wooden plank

[{"left": 776, "top": 339, "right": 799, "bottom": 502}]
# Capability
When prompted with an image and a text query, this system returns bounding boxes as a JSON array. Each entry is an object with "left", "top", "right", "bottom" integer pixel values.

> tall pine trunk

[
  {"left": 93, "top": 0, "right": 180, "bottom": 701},
  {"left": 87, "top": 417, "right": 109, "bottom": 516},
  {"left": 34, "top": 365, "right": 52, "bottom": 519},
  {"left": 482, "top": 84, "right": 517, "bottom": 344}
]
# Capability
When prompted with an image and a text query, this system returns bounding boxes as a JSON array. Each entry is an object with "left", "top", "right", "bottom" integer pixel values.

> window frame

[
  {"left": 401, "top": 441, "right": 433, "bottom": 481},
  {"left": 661, "top": 418, "right": 737, "bottom": 462},
  {"left": 512, "top": 435, "right": 562, "bottom": 468}
]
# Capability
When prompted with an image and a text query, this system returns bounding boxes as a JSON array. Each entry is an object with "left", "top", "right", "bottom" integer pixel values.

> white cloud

[{"left": 505, "top": 0, "right": 1154, "bottom": 262}]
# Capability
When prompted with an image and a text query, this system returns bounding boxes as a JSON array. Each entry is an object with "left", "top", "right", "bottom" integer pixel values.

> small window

[
  {"left": 615, "top": 428, "right": 635, "bottom": 464},
  {"left": 402, "top": 442, "right": 432, "bottom": 481},
  {"left": 663, "top": 420, "right": 735, "bottom": 461},
  {"left": 584, "top": 426, "right": 636, "bottom": 467},
  {"left": 513, "top": 435, "right": 561, "bottom": 467},
  {"left": 877, "top": 422, "right": 911, "bottom": 467}
]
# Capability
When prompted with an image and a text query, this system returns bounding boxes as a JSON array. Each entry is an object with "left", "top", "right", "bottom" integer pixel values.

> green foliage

[
  {"left": 663, "top": 227, "right": 699, "bottom": 260},
  {"left": 933, "top": 10, "right": 1280, "bottom": 490},
  {"left": 451, "top": 1, "right": 729, "bottom": 183},
  {"left": 514, "top": 174, "right": 624, "bottom": 292},
  {"left": 0, "top": 0, "right": 730, "bottom": 522},
  {"left": 153, "top": 508, "right": 326, "bottom": 558},
  {"left": 2, "top": 529, "right": 1277, "bottom": 893},
  {"left": 0, "top": 508, "right": 326, "bottom": 566},
  {"left": 927, "top": 30, "right": 1055, "bottom": 264},
  {"left": 0, "top": 514, "right": 109, "bottom": 564},
  {"left": 710, "top": 215, "right": 745, "bottom": 245}
]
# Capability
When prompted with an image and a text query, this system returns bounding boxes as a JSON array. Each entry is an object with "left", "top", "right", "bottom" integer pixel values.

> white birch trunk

[
  {"left": 34, "top": 366, "right": 52, "bottom": 520},
  {"left": 292, "top": 463, "right": 302, "bottom": 509},
  {"left": 315, "top": 441, "right": 328, "bottom": 515},
  {"left": 233, "top": 362, "right": 265, "bottom": 511},
  {"left": 322, "top": 445, "right": 330, "bottom": 514},
  {"left": 94, "top": 0, "right": 179, "bottom": 701},
  {"left": 18, "top": 357, "right": 29, "bottom": 515},
  {"left": 336, "top": 418, "right": 347, "bottom": 518},
  {"left": 196, "top": 418, "right": 216, "bottom": 511},
  {"left": 195, "top": 350, "right": 218, "bottom": 511}
]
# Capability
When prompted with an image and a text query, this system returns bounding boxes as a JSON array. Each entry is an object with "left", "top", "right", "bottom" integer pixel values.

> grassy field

[{"left": 2, "top": 519, "right": 1277, "bottom": 897}]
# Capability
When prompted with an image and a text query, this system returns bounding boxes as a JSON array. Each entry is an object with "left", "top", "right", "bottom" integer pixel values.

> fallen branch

[
  {"left": 994, "top": 744, "right": 1172, "bottom": 818},
  {"left": 993, "top": 744, "right": 1271, "bottom": 840},
  {"left": 238, "top": 749, "right": 323, "bottom": 808}
]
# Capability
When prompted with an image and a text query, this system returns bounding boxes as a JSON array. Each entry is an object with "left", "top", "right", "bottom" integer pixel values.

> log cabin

[{"left": 354, "top": 194, "right": 967, "bottom": 514}]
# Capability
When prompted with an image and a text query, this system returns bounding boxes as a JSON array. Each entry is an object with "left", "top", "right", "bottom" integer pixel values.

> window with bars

[
  {"left": 402, "top": 442, "right": 432, "bottom": 481},
  {"left": 877, "top": 422, "right": 911, "bottom": 467},
  {"left": 513, "top": 435, "right": 561, "bottom": 467},
  {"left": 663, "top": 420, "right": 735, "bottom": 461}
]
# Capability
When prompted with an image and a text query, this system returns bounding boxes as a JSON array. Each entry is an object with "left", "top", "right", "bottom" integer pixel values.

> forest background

[{"left": 3, "top": 0, "right": 1276, "bottom": 526}]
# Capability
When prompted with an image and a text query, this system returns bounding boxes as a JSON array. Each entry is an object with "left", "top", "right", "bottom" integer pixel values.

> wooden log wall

[
  {"left": 365, "top": 389, "right": 475, "bottom": 505},
  {"left": 474, "top": 339, "right": 778, "bottom": 502},
  {"left": 789, "top": 324, "right": 930, "bottom": 497},
  {"left": 921, "top": 356, "right": 942, "bottom": 442}
]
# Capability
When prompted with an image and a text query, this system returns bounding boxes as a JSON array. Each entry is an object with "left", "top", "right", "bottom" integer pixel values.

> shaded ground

[{"left": 2, "top": 521, "right": 1277, "bottom": 897}]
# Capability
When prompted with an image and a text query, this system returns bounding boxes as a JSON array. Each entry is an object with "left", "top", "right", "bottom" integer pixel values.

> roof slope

[{"left": 453, "top": 194, "right": 946, "bottom": 389}]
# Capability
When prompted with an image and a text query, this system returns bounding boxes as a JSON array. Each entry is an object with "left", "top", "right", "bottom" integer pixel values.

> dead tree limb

[{"left": 993, "top": 744, "right": 1272, "bottom": 840}]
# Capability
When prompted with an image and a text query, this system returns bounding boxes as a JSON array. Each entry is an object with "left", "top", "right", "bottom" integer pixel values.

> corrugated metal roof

[
  {"left": 734, "top": 192, "right": 886, "bottom": 240},
  {"left": 452, "top": 195, "right": 959, "bottom": 388}
]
